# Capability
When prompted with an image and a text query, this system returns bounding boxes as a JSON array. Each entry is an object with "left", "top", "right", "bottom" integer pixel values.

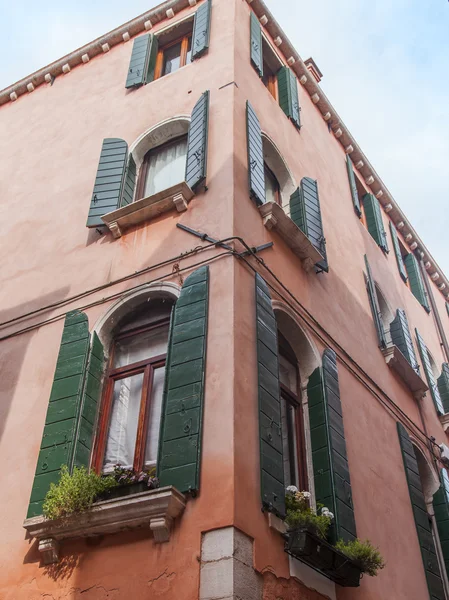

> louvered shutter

[
  {"left": 250, "top": 12, "right": 263, "bottom": 77},
  {"left": 438, "top": 364, "right": 449, "bottom": 414},
  {"left": 397, "top": 422, "right": 445, "bottom": 600},
  {"left": 87, "top": 138, "right": 128, "bottom": 228},
  {"left": 255, "top": 274, "right": 285, "bottom": 517},
  {"left": 185, "top": 91, "right": 209, "bottom": 191},
  {"left": 308, "top": 349, "right": 357, "bottom": 544},
  {"left": 416, "top": 330, "right": 444, "bottom": 415},
  {"left": 364, "top": 255, "right": 387, "bottom": 348},
  {"left": 363, "top": 193, "right": 388, "bottom": 252},
  {"left": 405, "top": 254, "right": 430, "bottom": 312},
  {"left": 192, "top": 0, "right": 211, "bottom": 60},
  {"left": 390, "top": 222, "right": 408, "bottom": 282},
  {"left": 345, "top": 156, "right": 361, "bottom": 218},
  {"left": 246, "top": 101, "right": 266, "bottom": 205},
  {"left": 121, "top": 155, "right": 137, "bottom": 207},
  {"left": 277, "top": 67, "right": 301, "bottom": 129},
  {"left": 27, "top": 311, "right": 104, "bottom": 517},
  {"left": 125, "top": 33, "right": 158, "bottom": 88},
  {"left": 433, "top": 468, "right": 449, "bottom": 580},
  {"left": 158, "top": 266, "right": 209, "bottom": 494},
  {"left": 390, "top": 309, "right": 419, "bottom": 372},
  {"left": 290, "top": 178, "right": 328, "bottom": 272}
]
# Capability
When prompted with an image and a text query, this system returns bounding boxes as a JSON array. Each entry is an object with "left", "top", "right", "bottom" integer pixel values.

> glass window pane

[
  {"left": 143, "top": 137, "right": 188, "bottom": 197},
  {"left": 114, "top": 323, "right": 169, "bottom": 368},
  {"left": 103, "top": 373, "right": 144, "bottom": 471},
  {"left": 145, "top": 366, "right": 166, "bottom": 465},
  {"left": 186, "top": 37, "right": 192, "bottom": 65},
  {"left": 281, "top": 394, "right": 300, "bottom": 487},
  {"left": 163, "top": 42, "right": 182, "bottom": 76}
]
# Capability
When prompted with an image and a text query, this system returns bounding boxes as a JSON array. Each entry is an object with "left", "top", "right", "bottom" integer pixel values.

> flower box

[
  {"left": 98, "top": 481, "right": 149, "bottom": 501},
  {"left": 285, "top": 528, "right": 362, "bottom": 587}
]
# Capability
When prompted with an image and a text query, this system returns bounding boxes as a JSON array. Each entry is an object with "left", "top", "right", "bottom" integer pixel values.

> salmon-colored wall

[{"left": 0, "top": 0, "right": 448, "bottom": 598}]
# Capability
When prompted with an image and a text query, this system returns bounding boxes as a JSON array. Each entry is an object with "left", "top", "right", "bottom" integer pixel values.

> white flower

[
  {"left": 302, "top": 491, "right": 311, "bottom": 498},
  {"left": 321, "top": 508, "right": 334, "bottom": 520},
  {"left": 286, "top": 485, "right": 299, "bottom": 494}
]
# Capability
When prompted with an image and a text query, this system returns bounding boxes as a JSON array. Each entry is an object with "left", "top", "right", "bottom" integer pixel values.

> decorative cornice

[{"left": 1, "top": 0, "right": 447, "bottom": 298}]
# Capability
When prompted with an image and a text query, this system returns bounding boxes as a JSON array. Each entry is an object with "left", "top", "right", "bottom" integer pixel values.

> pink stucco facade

[{"left": 1, "top": 0, "right": 449, "bottom": 598}]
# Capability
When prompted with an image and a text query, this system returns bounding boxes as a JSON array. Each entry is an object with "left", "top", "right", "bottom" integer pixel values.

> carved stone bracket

[
  {"left": 24, "top": 486, "right": 186, "bottom": 564},
  {"left": 172, "top": 192, "right": 188, "bottom": 212},
  {"left": 108, "top": 221, "right": 122, "bottom": 239}
]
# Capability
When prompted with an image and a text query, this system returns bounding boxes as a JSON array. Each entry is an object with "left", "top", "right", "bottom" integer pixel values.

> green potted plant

[
  {"left": 98, "top": 465, "right": 159, "bottom": 501},
  {"left": 335, "top": 539, "right": 385, "bottom": 577}
]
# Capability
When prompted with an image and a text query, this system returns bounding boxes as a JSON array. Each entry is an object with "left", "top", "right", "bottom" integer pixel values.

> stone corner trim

[{"left": 23, "top": 486, "right": 186, "bottom": 565}]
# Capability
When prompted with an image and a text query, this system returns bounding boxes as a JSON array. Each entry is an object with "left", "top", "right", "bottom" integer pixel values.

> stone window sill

[
  {"left": 23, "top": 486, "right": 186, "bottom": 565},
  {"left": 258, "top": 202, "right": 324, "bottom": 271},
  {"left": 382, "top": 345, "right": 428, "bottom": 399},
  {"left": 102, "top": 181, "right": 194, "bottom": 238}
]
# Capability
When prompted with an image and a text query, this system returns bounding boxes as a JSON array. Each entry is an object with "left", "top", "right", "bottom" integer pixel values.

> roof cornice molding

[
  {"left": 0, "top": 0, "right": 191, "bottom": 107},
  {"left": 249, "top": 0, "right": 448, "bottom": 299}
]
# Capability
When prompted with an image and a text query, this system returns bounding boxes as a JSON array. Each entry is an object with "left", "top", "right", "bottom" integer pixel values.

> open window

[
  {"left": 154, "top": 21, "right": 193, "bottom": 80},
  {"left": 261, "top": 36, "right": 282, "bottom": 100}
]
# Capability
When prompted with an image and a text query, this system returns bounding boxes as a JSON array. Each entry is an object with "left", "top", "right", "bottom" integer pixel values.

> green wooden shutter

[
  {"left": 255, "top": 274, "right": 285, "bottom": 517},
  {"left": 363, "top": 193, "right": 389, "bottom": 252},
  {"left": 290, "top": 178, "right": 328, "bottom": 272},
  {"left": 277, "top": 66, "right": 301, "bottom": 129},
  {"left": 364, "top": 255, "right": 387, "bottom": 348},
  {"left": 158, "top": 266, "right": 209, "bottom": 494},
  {"left": 192, "top": 0, "right": 211, "bottom": 60},
  {"left": 390, "top": 222, "right": 408, "bottom": 282},
  {"left": 405, "top": 254, "right": 430, "bottom": 312},
  {"left": 87, "top": 138, "right": 128, "bottom": 228},
  {"left": 27, "top": 311, "right": 104, "bottom": 518},
  {"left": 438, "top": 364, "right": 449, "bottom": 414},
  {"left": 345, "top": 156, "right": 361, "bottom": 218},
  {"left": 185, "top": 91, "right": 209, "bottom": 191},
  {"left": 308, "top": 349, "right": 357, "bottom": 544},
  {"left": 433, "top": 468, "right": 449, "bottom": 581},
  {"left": 250, "top": 12, "right": 263, "bottom": 77},
  {"left": 390, "top": 309, "right": 419, "bottom": 372},
  {"left": 246, "top": 101, "right": 266, "bottom": 205},
  {"left": 416, "top": 330, "right": 444, "bottom": 415},
  {"left": 397, "top": 422, "right": 445, "bottom": 600},
  {"left": 121, "top": 155, "right": 137, "bottom": 207},
  {"left": 125, "top": 33, "right": 158, "bottom": 88}
]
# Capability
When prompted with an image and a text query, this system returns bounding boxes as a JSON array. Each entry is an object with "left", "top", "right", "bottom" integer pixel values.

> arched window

[
  {"left": 264, "top": 163, "right": 281, "bottom": 205},
  {"left": 261, "top": 134, "right": 296, "bottom": 209},
  {"left": 375, "top": 283, "right": 394, "bottom": 346},
  {"left": 92, "top": 297, "right": 174, "bottom": 473}
]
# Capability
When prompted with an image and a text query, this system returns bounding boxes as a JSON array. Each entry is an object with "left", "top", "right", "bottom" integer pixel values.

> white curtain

[
  {"left": 144, "top": 138, "right": 187, "bottom": 197},
  {"left": 145, "top": 367, "right": 166, "bottom": 465},
  {"left": 103, "top": 374, "right": 143, "bottom": 471}
]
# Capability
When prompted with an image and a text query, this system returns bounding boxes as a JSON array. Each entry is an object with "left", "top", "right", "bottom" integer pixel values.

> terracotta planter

[{"left": 285, "top": 528, "right": 362, "bottom": 587}]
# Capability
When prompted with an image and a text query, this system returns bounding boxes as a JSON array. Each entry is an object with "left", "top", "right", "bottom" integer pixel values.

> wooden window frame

[
  {"left": 135, "top": 135, "right": 188, "bottom": 201},
  {"left": 91, "top": 318, "right": 170, "bottom": 474},
  {"left": 154, "top": 34, "right": 192, "bottom": 81}
]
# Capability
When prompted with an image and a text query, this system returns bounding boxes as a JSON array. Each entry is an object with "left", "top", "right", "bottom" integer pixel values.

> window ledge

[
  {"left": 258, "top": 202, "right": 324, "bottom": 271},
  {"left": 102, "top": 181, "right": 194, "bottom": 238},
  {"left": 23, "top": 486, "right": 186, "bottom": 565},
  {"left": 382, "top": 345, "right": 428, "bottom": 399}
]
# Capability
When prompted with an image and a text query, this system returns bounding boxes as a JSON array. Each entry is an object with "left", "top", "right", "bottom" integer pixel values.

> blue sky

[{"left": 1, "top": 0, "right": 448, "bottom": 275}]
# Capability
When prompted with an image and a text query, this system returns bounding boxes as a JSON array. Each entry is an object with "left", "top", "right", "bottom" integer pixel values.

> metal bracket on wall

[{"left": 176, "top": 223, "right": 274, "bottom": 256}]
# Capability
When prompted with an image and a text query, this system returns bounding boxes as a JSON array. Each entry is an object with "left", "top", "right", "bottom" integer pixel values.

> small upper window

[
  {"left": 155, "top": 34, "right": 192, "bottom": 80},
  {"left": 264, "top": 163, "right": 281, "bottom": 205},
  {"left": 92, "top": 299, "right": 173, "bottom": 473},
  {"left": 261, "top": 37, "right": 281, "bottom": 100},
  {"left": 136, "top": 136, "right": 188, "bottom": 199}
]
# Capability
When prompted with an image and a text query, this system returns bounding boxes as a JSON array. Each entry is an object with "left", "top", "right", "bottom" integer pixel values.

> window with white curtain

[
  {"left": 138, "top": 136, "right": 188, "bottom": 199},
  {"left": 92, "top": 299, "right": 173, "bottom": 473}
]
